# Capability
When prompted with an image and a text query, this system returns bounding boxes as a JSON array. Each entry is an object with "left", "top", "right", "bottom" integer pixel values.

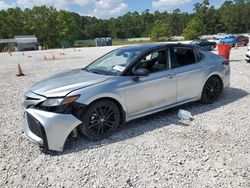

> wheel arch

[
  {"left": 202, "top": 72, "right": 224, "bottom": 86},
  {"left": 199, "top": 74, "right": 224, "bottom": 105},
  {"left": 200, "top": 73, "right": 224, "bottom": 98},
  {"left": 207, "top": 74, "right": 223, "bottom": 87}
]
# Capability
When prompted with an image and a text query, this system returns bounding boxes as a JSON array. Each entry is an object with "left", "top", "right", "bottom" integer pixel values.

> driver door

[{"left": 124, "top": 48, "right": 177, "bottom": 118}]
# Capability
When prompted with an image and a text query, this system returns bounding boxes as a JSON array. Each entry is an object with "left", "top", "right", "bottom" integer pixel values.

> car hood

[{"left": 31, "top": 69, "right": 110, "bottom": 97}]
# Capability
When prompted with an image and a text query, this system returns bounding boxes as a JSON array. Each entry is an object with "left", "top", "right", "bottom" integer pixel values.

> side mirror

[
  {"left": 133, "top": 68, "right": 149, "bottom": 80},
  {"left": 133, "top": 68, "right": 149, "bottom": 76}
]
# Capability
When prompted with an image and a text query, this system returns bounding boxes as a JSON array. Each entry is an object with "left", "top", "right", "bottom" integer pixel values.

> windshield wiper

[
  {"left": 82, "top": 68, "right": 89, "bottom": 72},
  {"left": 89, "top": 69, "right": 108, "bottom": 75},
  {"left": 83, "top": 68, "right": 112, "bottom": 76},
  {"left": 91, "top": 70, "right": 103, "bottom": 75}
]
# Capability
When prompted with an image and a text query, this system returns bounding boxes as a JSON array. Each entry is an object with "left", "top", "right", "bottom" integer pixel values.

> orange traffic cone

[{"left": 17, "top": 64, "right": 25, "bottom": 76}]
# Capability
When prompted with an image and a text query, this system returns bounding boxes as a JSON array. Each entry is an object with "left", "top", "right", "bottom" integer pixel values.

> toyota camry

[{"left": 23, "top": 43, "right": 230, "bottom": 151}]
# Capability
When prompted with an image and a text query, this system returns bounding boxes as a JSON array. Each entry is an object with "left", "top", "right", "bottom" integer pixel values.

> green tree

[
  {"left": 150, "top": 22, "right": 172, "bottom": 41},
  {"left": 182, "top": 18, "right": 202, "bottom": 39},
  {"left": 56, "top": 10, "right": 78, "bottom": 45}
]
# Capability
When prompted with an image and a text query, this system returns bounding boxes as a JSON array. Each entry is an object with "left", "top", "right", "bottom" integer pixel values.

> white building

[{"left": 0, "top": 35, "right": 38, "bottom": 51}]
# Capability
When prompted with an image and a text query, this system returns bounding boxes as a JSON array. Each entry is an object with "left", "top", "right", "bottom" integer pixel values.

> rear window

[{"left": 172, "top": 47, "right": 196, "bottom": 68}]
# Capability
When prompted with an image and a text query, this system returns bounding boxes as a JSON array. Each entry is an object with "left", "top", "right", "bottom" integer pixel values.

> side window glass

[
  {"left": 151, "top": 52, "right": 159, "bottom": 59},
  {"left": 195, "top": 50, "right": 204, "bottom": 62},
  {"left": 134, "top": 50, "right": 168, "bottom": 74},
  {"left": 171, "top": 47, "right": 196, "bottom": 68}
]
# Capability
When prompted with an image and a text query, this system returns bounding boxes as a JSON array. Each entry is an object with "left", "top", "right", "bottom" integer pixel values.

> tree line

[{"left": 0, "top": 0, "right": 249, "bottom": 48}]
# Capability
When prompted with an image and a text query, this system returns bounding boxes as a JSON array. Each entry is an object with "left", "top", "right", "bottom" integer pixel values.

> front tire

[
  {"left": 201, "top": 76, "right": 223, "bottom": 104},
  {"left": 79, "top": 100, "right": 120, "bottom": 141}
]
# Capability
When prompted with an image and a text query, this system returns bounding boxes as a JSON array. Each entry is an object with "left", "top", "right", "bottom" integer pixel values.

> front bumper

[{"left": 23, "top": 108, "right": 82, "bottom": 151}]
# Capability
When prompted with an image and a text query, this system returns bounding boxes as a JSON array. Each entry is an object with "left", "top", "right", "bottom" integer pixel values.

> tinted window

[
  {"left": 195, "top": 50, "right": 204, "bottom": 62},
  {"left": 133, "top": 49, "right": 168, "bottom": 74},
  {"left": 191, "top": 40, "right": 200, "bottom": 45},
  {"left": 171, "top": 47, "right": 196, "bottom": 68},
  {"left": 201, "top": 40, "right": 209, "bottom": 43}
]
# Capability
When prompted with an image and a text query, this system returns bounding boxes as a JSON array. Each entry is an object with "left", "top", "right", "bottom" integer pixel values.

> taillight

[{"left": 223, "top": 60, "right": 230, "bottom": 65}]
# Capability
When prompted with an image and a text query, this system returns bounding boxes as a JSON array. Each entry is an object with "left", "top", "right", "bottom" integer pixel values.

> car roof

[{"left": 118, "top": 43, "right": 196, "bottom": 51}]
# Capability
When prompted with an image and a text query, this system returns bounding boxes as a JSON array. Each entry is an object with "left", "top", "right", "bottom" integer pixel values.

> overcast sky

[{"left": 0, "top": 0, "right": 225, "bottom": 18}]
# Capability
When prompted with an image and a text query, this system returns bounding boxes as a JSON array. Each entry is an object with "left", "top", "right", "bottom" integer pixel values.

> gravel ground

[{"left": 0, "top": 45, "right": 250, "bottom": 187}]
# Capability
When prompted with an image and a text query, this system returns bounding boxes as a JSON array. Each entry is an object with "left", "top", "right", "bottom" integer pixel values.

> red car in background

[{"left": 236, "top": 35, "right": 249, "bottom": 46}]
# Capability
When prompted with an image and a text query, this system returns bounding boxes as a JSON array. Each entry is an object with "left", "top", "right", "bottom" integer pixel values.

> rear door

[{"left": 170, "top": 46, "right": 207, "bottom": 102}]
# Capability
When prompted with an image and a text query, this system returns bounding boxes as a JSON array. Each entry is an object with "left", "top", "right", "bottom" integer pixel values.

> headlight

[
  {"left": 41, "top": 98, "right": 64, "bottom": 107},
  {"left": 41, "top": 95, "right": 80, "bottom": 107}
]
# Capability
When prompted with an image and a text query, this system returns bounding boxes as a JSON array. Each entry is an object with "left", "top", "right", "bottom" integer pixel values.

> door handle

[{"left": 167, "top": 73, "right": 175, "bottom": 79}]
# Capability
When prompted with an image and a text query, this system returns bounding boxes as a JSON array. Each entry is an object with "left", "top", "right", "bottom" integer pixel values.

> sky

[{"left": 0, "top": 0, "right": 225, "bottom": 19}]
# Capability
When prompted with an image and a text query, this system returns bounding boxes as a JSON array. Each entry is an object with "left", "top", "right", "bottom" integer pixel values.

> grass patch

[
  {"left": 112, "top": 40, "right": 153, "bottom": 46},
  {"left": 74, "top": 39, "right": 185, "bottom": 47},
  {"left": 74, "top": 42, "right": 95, "bottom": 47}
]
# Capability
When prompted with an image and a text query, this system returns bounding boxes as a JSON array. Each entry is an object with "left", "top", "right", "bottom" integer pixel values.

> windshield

[
  {"left": 85, "top": 49, "right": 142, "bottom": 76},
  {"left": 191, "top": 40, "right": 200, "bottom": 44}
]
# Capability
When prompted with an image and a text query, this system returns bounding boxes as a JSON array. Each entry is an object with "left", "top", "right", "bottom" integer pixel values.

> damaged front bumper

[{"left": 23, "top": 108, "right": 82, "bottom": 152}]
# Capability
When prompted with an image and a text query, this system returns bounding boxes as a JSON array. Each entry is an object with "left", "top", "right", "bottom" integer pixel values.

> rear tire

[
  {"left": 201, "top": 76, "right": 223, "bottom": 104},
  {"left": 79, "top": 100, "right": 120, "bottom": 141}
]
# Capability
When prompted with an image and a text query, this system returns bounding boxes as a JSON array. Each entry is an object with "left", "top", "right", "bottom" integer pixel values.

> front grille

[{"left": 27, "top": 113, "right": 48, "bottom": 148}]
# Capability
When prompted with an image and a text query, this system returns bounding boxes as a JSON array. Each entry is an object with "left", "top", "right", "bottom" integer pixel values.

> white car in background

[{"left": 213, "top": 33, "right": 230, "bottom": 40}]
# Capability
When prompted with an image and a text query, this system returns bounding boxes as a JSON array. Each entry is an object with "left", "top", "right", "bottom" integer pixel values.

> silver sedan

[{"left": 23, "top": 43, "right": 230, "bottom": 151}]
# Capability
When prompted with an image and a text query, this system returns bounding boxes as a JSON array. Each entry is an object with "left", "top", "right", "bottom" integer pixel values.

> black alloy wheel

[
  {"left": 201, "top": 76, "right": 222, "bottom": 104},
  {"left": 80, "top": 100, "right": 120, "bottom": 140}
]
